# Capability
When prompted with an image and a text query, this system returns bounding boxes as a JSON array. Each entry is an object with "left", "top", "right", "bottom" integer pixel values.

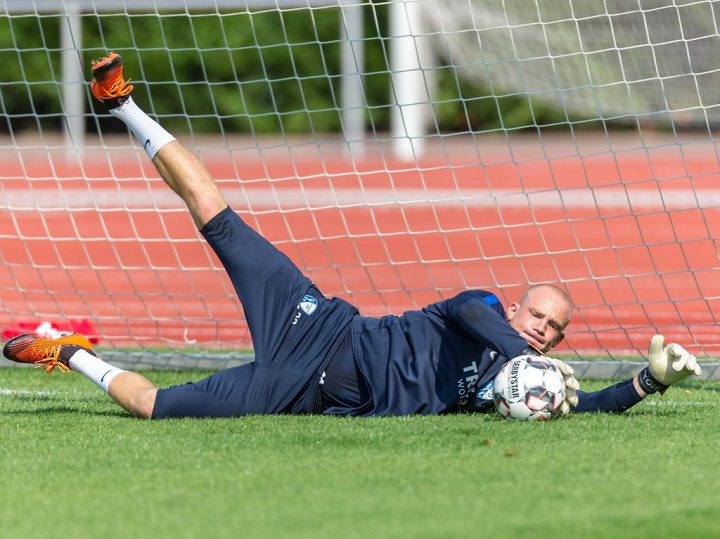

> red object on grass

[{"left": 2, "top": 318, "right": 100, "bottom": 344}]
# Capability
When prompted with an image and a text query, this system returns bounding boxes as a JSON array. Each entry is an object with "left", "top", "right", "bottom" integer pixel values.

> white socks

[
  {"left": 110, "top": 96, "right": 176, "bottom": 160},
  {"left": 68, "top": 349, "right": 126, "bottom": 392}
]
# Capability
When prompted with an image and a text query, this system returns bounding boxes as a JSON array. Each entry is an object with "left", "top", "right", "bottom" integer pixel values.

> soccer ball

[{"left": 492, "top": 355, "right": 566, "bottom": 421}]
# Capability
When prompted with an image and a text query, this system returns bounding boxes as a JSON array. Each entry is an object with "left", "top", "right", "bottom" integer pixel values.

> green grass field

[{"left": 1, "top": 367, "right": 717, "bottom": 539}]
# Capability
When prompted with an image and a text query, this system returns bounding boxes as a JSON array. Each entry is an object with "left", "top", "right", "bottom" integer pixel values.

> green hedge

[{"left": 0, "top": 7, "right": 567, "bottom": 135}]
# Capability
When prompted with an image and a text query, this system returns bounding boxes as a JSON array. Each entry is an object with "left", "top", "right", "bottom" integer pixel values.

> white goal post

[
  {"left": 1, "top": 0, "right": 719, "bottom": 369},
  {"left": 7, "top": 0, "right": 373, "bottom": 158}
]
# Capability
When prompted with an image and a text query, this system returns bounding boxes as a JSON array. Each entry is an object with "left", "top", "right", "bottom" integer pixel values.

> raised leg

[{"left": 152, "top": 141, "right": 228, "bottom": 229}]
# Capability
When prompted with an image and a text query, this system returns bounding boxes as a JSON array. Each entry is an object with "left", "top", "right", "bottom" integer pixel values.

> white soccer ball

[{"left": 492, "top": 355, "right": 566, "bottom": 421}]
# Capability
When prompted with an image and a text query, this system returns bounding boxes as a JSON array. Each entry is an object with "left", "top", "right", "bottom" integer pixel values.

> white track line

[{"left": 0, "top": 187, "right": 717, "bottom": 210}]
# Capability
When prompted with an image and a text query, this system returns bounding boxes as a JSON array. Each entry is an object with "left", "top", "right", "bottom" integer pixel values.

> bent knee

[{"left": 132, "top": 388, "right": 158, "bottom": 419}]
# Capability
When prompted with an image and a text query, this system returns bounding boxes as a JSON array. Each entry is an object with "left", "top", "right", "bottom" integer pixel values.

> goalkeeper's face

[{"left": 507, "top": 285, "right": 572, "bottom": 353}]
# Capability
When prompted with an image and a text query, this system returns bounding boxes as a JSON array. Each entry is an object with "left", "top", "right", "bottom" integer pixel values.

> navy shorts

[{"left": 152, "top": 207, "right": 357, "bottom": 418}]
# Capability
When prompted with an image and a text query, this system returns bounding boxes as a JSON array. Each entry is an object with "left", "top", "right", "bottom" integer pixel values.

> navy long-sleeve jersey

[
  {"left": 321, "top": 290, "right": 528, "bottom": 416},
  {"left": 323, "top": 289, "right": 642, "bottom": 417}
]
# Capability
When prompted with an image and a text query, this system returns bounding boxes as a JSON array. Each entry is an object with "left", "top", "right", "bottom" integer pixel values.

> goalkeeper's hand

[
  {"left": 545, "top": 357, "right": 580, "bottom": 415},
  {"left": 637, "top": 335, "right": 702, "bottom": 394}
]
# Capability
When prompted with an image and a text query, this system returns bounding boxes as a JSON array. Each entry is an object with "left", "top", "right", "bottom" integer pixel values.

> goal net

[{"left": 1, "top": 0, "right": 718, "bottom": 367}]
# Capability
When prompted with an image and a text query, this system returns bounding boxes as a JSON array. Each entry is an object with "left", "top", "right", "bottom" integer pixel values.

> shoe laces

[
  {"left": 33, "top": 344, "right": 71, "bottom": 374},
  {"left": 92, "top": 69, "right": 133, "bottom": 99}
]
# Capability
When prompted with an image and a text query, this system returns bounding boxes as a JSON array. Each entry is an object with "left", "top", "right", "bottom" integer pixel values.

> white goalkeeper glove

[
  {"left": 545, "top": 357, "right": 580, "bottom": 415},
  {"left": 637, "top": 335, "right": 702, "bottom": 394}
]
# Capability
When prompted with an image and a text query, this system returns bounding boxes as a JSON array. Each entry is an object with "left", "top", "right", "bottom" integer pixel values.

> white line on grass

[
  {"left": 0, "top": 387, "right": 56, "bottom": 397},
  {"left": 642, "top": 400, "right": 717, "bottom": 407},
  {"left": 0, "top": 387, "right": 92, "bottom": 399}
]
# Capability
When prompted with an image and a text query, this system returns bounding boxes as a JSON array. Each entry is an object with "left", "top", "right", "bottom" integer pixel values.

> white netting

[
  {"left": 426, "top": 0, "right": 720, "bottom": 127},
  {"left": 0, "top": 0, "right": 719, "bottom": 366}
]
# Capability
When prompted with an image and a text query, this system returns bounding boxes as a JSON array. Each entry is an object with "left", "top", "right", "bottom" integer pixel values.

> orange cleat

[
  {"left": 90, "top": 51, "right": 134, "bottom": 108},
  {"left": 3, "top": 333, "right": 96, "bottom": 373}
]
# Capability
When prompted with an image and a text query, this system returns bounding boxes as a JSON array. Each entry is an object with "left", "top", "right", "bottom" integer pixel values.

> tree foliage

[{"left": 0, "top": 8, "right": 568, "bottom": 135}]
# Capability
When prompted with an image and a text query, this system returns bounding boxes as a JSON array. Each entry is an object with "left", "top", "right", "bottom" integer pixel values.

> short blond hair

[{"left": 519, "top": 284, "right": 574, "bottom": 314}]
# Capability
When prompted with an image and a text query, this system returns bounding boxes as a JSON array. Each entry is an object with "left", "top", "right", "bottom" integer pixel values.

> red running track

[{"left": 1, "top": 135, "right": 719, "bottom": 358}]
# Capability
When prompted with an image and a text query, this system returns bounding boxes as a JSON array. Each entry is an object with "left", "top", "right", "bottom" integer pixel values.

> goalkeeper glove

[
  {"left": 637, "top": 335, "right": 702, "bottom": 394},
  {"left": 545, "top": 357, "right": 580, "bottom": 415}
]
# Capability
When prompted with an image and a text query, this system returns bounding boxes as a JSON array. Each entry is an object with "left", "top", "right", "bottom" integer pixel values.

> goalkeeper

[{"left": 2, "top": 53, "right": 703, "bottom": 419}]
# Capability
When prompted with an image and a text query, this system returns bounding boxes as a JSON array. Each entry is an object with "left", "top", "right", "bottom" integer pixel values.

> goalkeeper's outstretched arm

[{"left": 571, "top": 335, "right": 702, "bottom": 413}]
